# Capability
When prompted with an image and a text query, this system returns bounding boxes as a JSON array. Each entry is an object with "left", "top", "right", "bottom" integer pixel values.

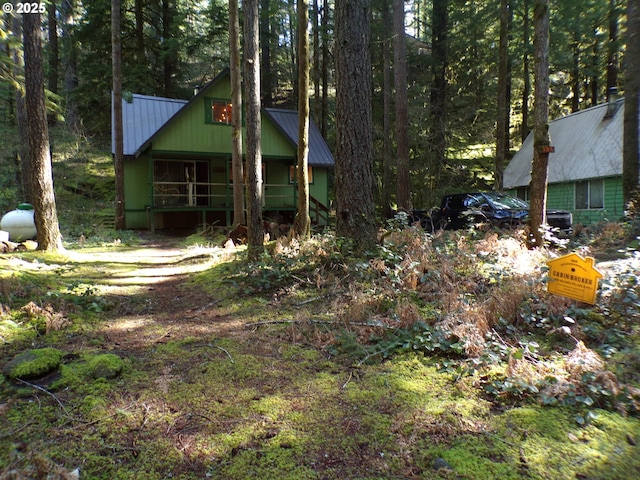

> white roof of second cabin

[{"left": 503, "top": 98, "right": 626, "bottom": 189}]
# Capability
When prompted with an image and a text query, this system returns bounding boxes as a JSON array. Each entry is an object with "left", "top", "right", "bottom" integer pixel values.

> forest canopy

[{"left": 0, "top": 0, "right": 632, "bottom": 208}]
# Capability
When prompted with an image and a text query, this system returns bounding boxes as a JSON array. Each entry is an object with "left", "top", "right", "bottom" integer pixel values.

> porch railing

[{"left": 152, "top": 181, "right": 298, "bottom": 208}]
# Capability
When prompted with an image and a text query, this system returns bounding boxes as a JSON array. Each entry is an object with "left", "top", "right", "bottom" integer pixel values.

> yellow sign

[{"left": 547, "top": 253, "right": 603, "bottom": 304}]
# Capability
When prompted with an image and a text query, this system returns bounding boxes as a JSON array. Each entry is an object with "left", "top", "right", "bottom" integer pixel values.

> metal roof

[
  {"left": 263, "top": 108, "right": 335, "bottom": 167},
  {"left": 503, "top": 98, "right": 626, "bottom": 188},
  {"left": 112, "top": 93, "right": 187, "bottom": 156},
  {"left": 112, "top": 91, "right": 334, "bottom": 167}
]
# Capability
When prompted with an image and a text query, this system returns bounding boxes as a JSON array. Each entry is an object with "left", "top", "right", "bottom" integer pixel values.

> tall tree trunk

[
  {"left": 571, "top": 40, "right": 580, "bottom": 112},
  {"left": 47, "top": 0, "right": 59, "bottom": 117},
  {"left": 606, "top": 0, "right": 619, "bottom": 94},
  {"left": 23, "top": 12, "right": 64, "bottom": 251},
  {"left": 334, "top": 0, "right": 377, "bottom": 251},
  {"left": 590, "top": 39, "right": 599, "bottom": 105},
  {"left": 381, "top": 0, "right": 393, "bottom": 219},
  {"left": 430, "top": 0, "right": 448, "bottom": 193},
  {"left": 521, "top": 0, "right": 530, "bottom": 143},
  {"left": 495, "top": 0, "right": 510, "bottom": 190},
  {"left": 12, "top": 15, "right": 30, "bottom": 202},
  {"left": 293, "top": 0, "right": 311, "bottom": 238},
  {"left": 287, "top": 0, "right": 298, "bottom": 103},
  {"left": 260, "top": 0, "right": 273, "bottom": 107},
  {"left": 528, "top": 0, "right": 550, "bottom": 248},
  {"left": 244, "top": 0, "right": 264, "bottom": 259},
  {"left": 320, "top": 0, "right": 329, "bottom": 138},
  {"left": 112, "top": 0, "right": 125, "bottom": 230},
  {"left": 230, "top": 0, "right": 245, "bottom": 227},
  {"left": 135, "top": 0, "right": 144, "bottom": 60},
  {"left": 61, "top": 0, "right": 81, "bottom": 133},
  {"left": 394, "top": 0, "right": 411, "bottom": 211},
  {"left": 312, "top": 0, "right": 320, "bottom": 125},
  {"left": 162, "top": 0, "right": 174, "bottom": 97},
  {"left": 623, "top": 0, "right": 640, "bottom": 206}
]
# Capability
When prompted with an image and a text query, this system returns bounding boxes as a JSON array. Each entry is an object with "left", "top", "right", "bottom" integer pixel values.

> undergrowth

[
  {"left": 1, "top": 215, "right": 640, "bottom": 478},
  {"left": 212, "top": 218, "right": 640, "bottom": 424}
]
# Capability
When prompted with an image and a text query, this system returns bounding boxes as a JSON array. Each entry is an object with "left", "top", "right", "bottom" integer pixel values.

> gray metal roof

[
  {"left": 263, "top": 108, "right": 335, "bottom": 167},
  {"left": 503, "top": 98, "right": 626, "bottom": 188},
  {"left": 112, "top": 92, "right": 334, "bottom": 167},
  {"left": 112, "top": 93, "right": 187, "bottom": 156}
]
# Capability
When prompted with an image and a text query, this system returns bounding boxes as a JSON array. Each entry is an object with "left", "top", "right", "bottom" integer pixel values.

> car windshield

[{"left": 483, "top": 192, "right": 529, "bottom": 210}]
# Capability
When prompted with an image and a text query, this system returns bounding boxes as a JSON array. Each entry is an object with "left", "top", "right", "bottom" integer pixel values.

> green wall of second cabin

[{"left": 507, "top": 176, "right": 625, "bottom": 226}]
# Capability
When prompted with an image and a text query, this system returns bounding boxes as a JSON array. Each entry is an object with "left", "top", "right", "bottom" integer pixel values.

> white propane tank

[{"left": 0, "top": 203, "right": 37, "bottom": 242}]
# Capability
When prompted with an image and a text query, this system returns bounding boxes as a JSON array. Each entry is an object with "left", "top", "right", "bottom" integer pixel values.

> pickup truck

[{"left": 412, "top": 192, "right": 573, "bottom": 233}]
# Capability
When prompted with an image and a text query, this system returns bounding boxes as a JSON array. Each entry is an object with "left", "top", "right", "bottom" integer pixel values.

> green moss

[
  {"left": 87, "top": 353, "right": 125, "bottom": 379},
  {"left": 2, "top": 347, "right": 64, "bottom": 379}
]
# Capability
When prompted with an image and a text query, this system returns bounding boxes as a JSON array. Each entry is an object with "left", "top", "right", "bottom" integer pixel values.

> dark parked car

[{"left": 413, "top": 192, "right": 572, "bottom": 233}]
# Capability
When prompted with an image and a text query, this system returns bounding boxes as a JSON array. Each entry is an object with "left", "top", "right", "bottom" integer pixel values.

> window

[
  {"left": 575, "top": 179, "right": 604, "bottom": 210},
  {"left": 205, "top": 98, "right": 233, "bottom": 125},
  {"left": 515, "top": 187, "right": 530, "bottom": 202},
  {"left": 289, "top": 165, "right": 314, "bottom": 184}
]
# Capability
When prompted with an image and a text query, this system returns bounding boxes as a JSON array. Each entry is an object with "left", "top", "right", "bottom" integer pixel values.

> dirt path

[{"left": 65, "top": 239, "right": 247, "bottom": 352}]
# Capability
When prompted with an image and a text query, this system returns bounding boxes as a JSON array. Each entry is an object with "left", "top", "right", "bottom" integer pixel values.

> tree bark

[
  {"left": 521, "top": 0, "right": 530, "bottom": 143},
  {"left": 47, "top": 1, "right": 59, "bottom": 106},
  {"left": 312, "top": 0, "right": 320, "bottom": 125},
  {"left": 320, "top": 0, "right": 329, "bottom": 138},
  {"left": 381, "top": 0, "right": 393, "bottom": 219},
  {"left": 430, "top": 0, "right": 448, "bottom": 191},
  {"left": 394, "top": 0, "right": 411, "bottom": 211},
  {"left": 162, "top": 0, "right": 175, "bottom": 98},
  {"left": 495, "top": 0, "right": 510, "bottom": 190},
  {"left": 292, "top": 0, "right": 311, "bottom": 238},
  {"left": 23, "top": 12, "right": 64, "bottom": 251},
  {"left": 112, "top": 0, "right": 125, "bottom": 230},
  {"left": 334, "top": 0, "right": 377, "bottom": 251},
  {"left": 260, "top": 0, "right": 273, "bottom": 107},
  {"left": 230, "top": 0, "right": 245, "bottom": 227},
  {"left": 12, "top": 15, "right": 30, "bottom": 202},
  {"left": 623, "top": 0, "right": 640, "bottom": 206},
  {"left": 528, "top": 0, "right": 550, "bottom": 248},
  {"left": 606, "top": 0, "right": 619, "bottom": 95},
  {"left": 61, "top": 0, "right": 81, "bottom": 133},
  {"left": 244, "top": 0, "right": 264, "bottom": 259}
]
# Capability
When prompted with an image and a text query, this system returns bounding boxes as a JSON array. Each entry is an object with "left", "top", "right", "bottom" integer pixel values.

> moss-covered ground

[
  {"left": 1, "top": 124, "right": 639, "bottom": 478},
  {"left": 1, "top": 226, "right": 639, "bottom": 479}
]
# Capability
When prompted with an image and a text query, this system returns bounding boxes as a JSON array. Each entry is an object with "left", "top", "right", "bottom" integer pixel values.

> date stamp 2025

[{"left": 3, "top": 2, "right": 46, "bottom": 14}]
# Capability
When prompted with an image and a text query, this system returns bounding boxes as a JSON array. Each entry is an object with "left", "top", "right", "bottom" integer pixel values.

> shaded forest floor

[
  {"left": 1, "top": 124, "right": 640, "bottom": 478},
  {"left": 1, "top": 224, "right": 640, "bottom": 479}
]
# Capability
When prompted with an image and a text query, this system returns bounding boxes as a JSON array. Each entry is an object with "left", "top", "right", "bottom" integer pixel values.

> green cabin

[
  {"left": 504, "top": 95, "right": 638, "bottom": 225},
  {"left": 111, "top": 70, "right": 334, "bottom": 231}
]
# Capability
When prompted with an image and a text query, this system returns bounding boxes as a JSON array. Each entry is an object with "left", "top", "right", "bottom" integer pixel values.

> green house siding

[
  {"left": 121, "top": 73, "right": 333, "bottom": 230},
  {"left": 507, "top": 176, "right": 625, "bottom": 226},
  {"left": 124, "top": 157, "right": 151, "bottom": 229},
  {"left": 124, "top": 154, "right": 332, "bottom": 229}
]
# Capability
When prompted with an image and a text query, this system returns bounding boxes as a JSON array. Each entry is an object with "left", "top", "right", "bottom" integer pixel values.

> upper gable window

[{"left": 205, "top": 98, "right": 233, "bottom": 125}]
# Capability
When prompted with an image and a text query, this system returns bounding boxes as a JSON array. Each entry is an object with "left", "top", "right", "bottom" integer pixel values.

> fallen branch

[
  {"left": 185, "top": 296, "right": 229, "bottom": 318},
  {"left": 212, "top": 345, "right": 234, "bottom": 364},
  {"left": 16, "top": 379, "right": 73, "bottom": 420},
  {"left": 193, "top": 343, "right": 234, "bottom": 363}
]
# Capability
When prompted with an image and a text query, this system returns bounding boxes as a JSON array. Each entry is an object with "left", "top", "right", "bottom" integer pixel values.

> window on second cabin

[
  {"left": 575, "top": 179, "right": 604, "bottom": 210},
  {"left": 206, "top": 98, "right": 233, "bottom": 125}
]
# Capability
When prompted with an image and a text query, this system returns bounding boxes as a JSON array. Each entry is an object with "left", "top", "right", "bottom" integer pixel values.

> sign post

[{"left": 547, "top": 253, "right": 603, "bottom": 304}]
